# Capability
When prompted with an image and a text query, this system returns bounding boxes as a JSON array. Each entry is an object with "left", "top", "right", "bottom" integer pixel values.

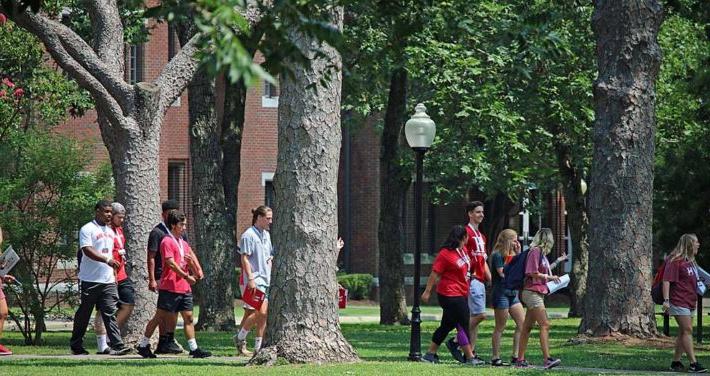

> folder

[{"left": 242, "top": 287, "right": 266, "bottom": 310}]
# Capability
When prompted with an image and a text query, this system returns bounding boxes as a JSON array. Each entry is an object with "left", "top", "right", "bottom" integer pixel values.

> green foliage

[{"left": 337, "top": 273, "right": 373, "bottom": 300}]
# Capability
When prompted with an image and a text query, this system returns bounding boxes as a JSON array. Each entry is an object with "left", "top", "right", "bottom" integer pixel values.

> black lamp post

[{"left": 405, "top": 103, "right": 436, "bottom": 361}]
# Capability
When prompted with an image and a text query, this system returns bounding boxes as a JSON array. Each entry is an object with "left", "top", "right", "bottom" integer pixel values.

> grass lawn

[{"left": 2, "top": 312, "right": 708, "bottom": 375}]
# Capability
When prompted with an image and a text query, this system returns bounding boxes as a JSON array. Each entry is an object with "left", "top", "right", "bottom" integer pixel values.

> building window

[
  {"left": 262, "top": 79, "right": 279, "bottom": 108},
  {"left": 126, "top": 44, "right": 144, "bottom": 84},
  {"left": 265, "top": 181, "right": 274, "bottom": 207},
  {"left": 168, "top": 23, "right": 179, "bottom": 61},
  {"left": 168, "top": 161, "right": 189, "bottom": 213}
]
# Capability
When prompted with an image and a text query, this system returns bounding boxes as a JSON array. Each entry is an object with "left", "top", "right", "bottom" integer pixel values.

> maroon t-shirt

[{"left": 663, "top": 258, "right": 697, "bottom": 309}]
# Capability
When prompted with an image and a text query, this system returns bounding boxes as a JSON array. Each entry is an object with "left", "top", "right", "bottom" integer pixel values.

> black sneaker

[
  {"left": 189, "top": 348, "right": 212, "bottom": 358},
  {"left": 670, "top": 361, "right": 684, "bottom": 372},
  {"left": 137, "top": 345, "right": 157, "bottom": 359},
  {"left": 445, "top": 338, "right": 465, "bottom": 363},
  {"left": 511, "top": 356, "right": 518, "bottom": 365},
  {"left": 689, "top": 362, "right": 708, "bottom": 373},
  {"left": 156, "top": 338, "right": 182, "bottom": 354},
  {"left": 109, "top": 345, "right": 131, "bottom": 356},
  {"left": 421, "top": 352, "right": 440, "bottom": 364},
  {"left": 71, "top": 347, "right": 89, "bottom": 355},
  {"left": 491, "top": 358, "right": 509, "bottom": 366},
  {"left": 96, "top": 347, "right": 110, "bottom": 355}
]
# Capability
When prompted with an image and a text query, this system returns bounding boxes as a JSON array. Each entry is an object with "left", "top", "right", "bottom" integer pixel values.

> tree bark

[
  {"left": 378, "top": 67, "right": 410, "bottom": 325},
  {"left": 251, "top": 6, "right": 358, "bottom": 364},
  {"left": 579, "top": 0, "right": 663, "bottom": 337}
]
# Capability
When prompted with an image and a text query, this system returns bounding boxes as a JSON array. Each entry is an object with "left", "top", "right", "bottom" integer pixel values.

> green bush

[{"left": 337, "top": 273, "right": 374, "bottom": 300}]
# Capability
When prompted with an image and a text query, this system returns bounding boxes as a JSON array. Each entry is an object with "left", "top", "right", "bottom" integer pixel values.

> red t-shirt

[
  {"left": 664, "top": 259, "right": 697, "bottom": 309},
  {"left": 432, "top": 247, "right": 470, "bottom": 297},
  {"left": 159, "top": 235, "right": 192, "bottom": 294},
  {"left": 111, "top": 226, "right": 128, "bottom": 282},
  {"left": 465, "top": 224, "right": 487, "bottom": 282},
  {"left": 524, "top": 247, "right": 550, "bottom": 294}
]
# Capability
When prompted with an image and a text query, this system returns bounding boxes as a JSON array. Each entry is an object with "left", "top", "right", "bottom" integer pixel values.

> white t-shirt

[{"left": 77, "top": 220, "right": 116, "bottom": 283}]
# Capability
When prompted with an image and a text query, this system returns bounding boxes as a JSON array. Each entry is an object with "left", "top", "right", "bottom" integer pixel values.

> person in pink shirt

[
  {"left": 663, "top": 234, "right": 706, "bottom": 373},
  {"left": 516, "top": 228, "right": 561, "bottom": 370},
  {"left": 0, "top": 225, "right": 17, "bottom": 356},
  {"left": 137, "top": 210, "right": 210, "bottom": 358}
]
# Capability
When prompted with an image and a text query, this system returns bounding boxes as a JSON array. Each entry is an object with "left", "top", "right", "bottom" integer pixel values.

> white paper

[
  {"left": 546, "top": 273, "right": 570, "bottom": 295},
  {"left": 0, "top": 246, "right": 19, "bottom": 277}
]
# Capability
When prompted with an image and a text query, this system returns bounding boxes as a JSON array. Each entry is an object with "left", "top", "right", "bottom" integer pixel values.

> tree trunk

[
  {"left": 251, "top": 7, "right": 358, "bottom": 364},
  {"left": 185, "top": 68, "right": 237, "bottom": 331},
  {"left": 221, "top": 80, "right": 248, "bottom": 232},
  {"left": 579, "top": 0, "right": 663, "bottom": 337},
  {"left": 378, "top": 67, "right": 410, "bottom": 325}
]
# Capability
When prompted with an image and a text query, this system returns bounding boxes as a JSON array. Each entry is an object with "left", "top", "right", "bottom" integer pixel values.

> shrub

[{"left": 337, "top": 273, "right": 373, "bottom": 300}]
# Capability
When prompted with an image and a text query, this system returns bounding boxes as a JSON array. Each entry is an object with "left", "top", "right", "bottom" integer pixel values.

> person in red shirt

[
  {"left": 663, "top": 233, "right": 706, "bottom": 373},
  {"left": 0, "top": 225, "right": 17, "bottom": 356},
  {"left": 420, "top": 225, "right": 479, "bottom": 366},
  {"left": 137, "top": 210, "right": 210, "bottom": 358},
  {"left": 93, "top": 203, "right": 135, "bottom": 354},
  {"left": 462, "top": 201, "right": 490, "bottom": 363}
]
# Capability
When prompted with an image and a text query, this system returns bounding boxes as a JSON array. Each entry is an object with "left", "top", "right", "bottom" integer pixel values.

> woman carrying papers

[
  {"left": 663, "top": 234, "right": 706, "bottom": 373},
  {"left": 515, "top": 228, "right": 562, "bottom": 370}
]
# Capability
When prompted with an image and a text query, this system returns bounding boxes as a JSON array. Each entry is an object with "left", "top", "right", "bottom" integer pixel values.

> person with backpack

[
  {"left": 489, "top": 229, "right": 524, "bottom": 366},
  {"left": 663, "top": 233, "right": 706, "bottom": 373},
  {"left": 515, "top": 228, "right": 563, "bottom": 370},
  {"left": 420, "top": 225, "right": 480, "bottom": 366}
]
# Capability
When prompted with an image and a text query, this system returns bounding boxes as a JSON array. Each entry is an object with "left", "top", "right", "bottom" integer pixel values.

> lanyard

[
  {"left": 92, "top": 220, "right": 112, "bottom": 244},
  {"left": 468, "top": 224, "right": 485, "bottom": 253},
  {"left": 113, "top": 226, "right": 124, "bottom": 249},
  {"left": 168, "top": 233, "right": 185, "bottom": 258},
  {"left": 455, "top": 247, "right": 470, "bottom": 270}
]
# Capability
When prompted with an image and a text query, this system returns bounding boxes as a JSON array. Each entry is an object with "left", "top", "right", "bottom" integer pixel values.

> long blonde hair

[
  {"left": 669, "top": 233, "right": 698, "bottom": 262},
  {"left": 493, "top": 229, "right": 518, "bottom": 258},
  {"left": 530, "top": 228, "right": 554, "bottom": 255}
]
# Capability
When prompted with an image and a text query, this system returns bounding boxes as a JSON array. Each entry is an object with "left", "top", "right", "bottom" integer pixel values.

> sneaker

[
  {"left": 445, "top": 337, "right": 464, "bottom": 363},
  {"left": 421, "top": 352, "right": 440, "bottom": 364},
  {"left": 96, "top": 347, "right": 110, "bottom": 355},
  {"left": 543, "top": 357, "right": 561, "bottom": 370},
  {"left": 511, "top": 357, "right": 518, "bottom": 365},
  {"left": 491, "top": 358, "right": 509, "bottom": 366},
  {"left": 71, "top": 347, "right": 89, "bottom": 355},
  {"left": 472, "top": 353, "right": 485, "bottom": 364},
  {"left": 466, "top": 356, "right": 485, "bottom": 366},
  {"left": 233, "top": 334, "right": 253, "bottom": 357},
  {"left": 109, "top": 345, "right": 131, "bottom": 356},
  {"left": 689, "top": 362, "right": 708, "bottom": 373},
  {"left": 670, "top": 361, "right": 684, "bottom": 372},
  {"left": 189, "top": 348, "right": 212, "bottom": 358},
  {"left": 156, "top": 337, "right": 183, "bottom": 354},
  {"left": 515, "top": 359, "right": 530, "bottom": 368},
  {"left": 0, "top": 344, "right": 12, "bottom": 356},
  {"left": 137, "top": 344, "right": 157, "bottom": 359}
]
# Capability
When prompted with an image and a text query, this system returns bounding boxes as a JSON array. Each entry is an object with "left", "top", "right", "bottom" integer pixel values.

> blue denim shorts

[{"left": 491, "top": 287, "right": 520, "bottom": 309}]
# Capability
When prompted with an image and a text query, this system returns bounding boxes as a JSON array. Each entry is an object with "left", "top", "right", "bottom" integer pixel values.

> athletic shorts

[
  {"left": 491, "top": 286, "right": 520, "bottom": 310},
  {"left": 520, "top": 289, "right": 545, "bottom": 309},
  {"left": 157, "top": 290, "right": 193, "bottom": 313},
  {"left": 468, "top": 279, "right": 486, "bottom": 315},
  {"left": 239, "top": 273, "right": 269, "bottom": 310},
  {"left": 117, "top": 279, "right": 135, "bottom": 306},
  {"left": 669, "top": 304, "right": 693, "bottom": 316}
]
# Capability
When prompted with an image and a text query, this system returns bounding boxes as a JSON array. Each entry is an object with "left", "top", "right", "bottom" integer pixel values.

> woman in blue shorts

[{"left": 489, "top": 229, "right": 524, "bottom": 366}]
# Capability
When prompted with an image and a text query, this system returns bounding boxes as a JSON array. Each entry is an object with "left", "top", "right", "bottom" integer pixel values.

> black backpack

[{"left": 503, "top": 248, "right": 542, "bottom": 290}]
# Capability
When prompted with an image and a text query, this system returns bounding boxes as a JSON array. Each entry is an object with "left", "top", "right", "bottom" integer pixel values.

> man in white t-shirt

[{"left": 69, "top": 200, "right": 130, "bottom": 356}]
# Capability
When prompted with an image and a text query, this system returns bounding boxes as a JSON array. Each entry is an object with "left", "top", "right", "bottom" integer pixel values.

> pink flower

[
  {"left": 0, "top": 89, "right": 6, "bottom": 98},
  {"left": 2, "top": 78, "right": 14, "bottom": 88},
  {"left": 0, "top": 13, "right": 7, "bottom": 25},
  {"left": 13, "top": 88, "right": 24, "bottom": 98}
]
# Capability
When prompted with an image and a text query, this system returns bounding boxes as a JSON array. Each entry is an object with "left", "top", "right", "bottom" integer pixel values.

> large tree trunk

[
  {"left": 101, "top": 85, "right": 163, "bottom": 342},
  {"left": 579, "top": 0, "right": 663, "bottom": 337},
  {"left": 251, "top": 7, "right": 358, "bottom": 364},
  {"left": 378, "top": 67, "right": 410, "bottom": 325},
  {"left": 175, "top": 21, "right": 237, "bottom": 331}
]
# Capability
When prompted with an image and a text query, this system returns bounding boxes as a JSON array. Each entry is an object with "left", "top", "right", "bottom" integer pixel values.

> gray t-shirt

[{"left": 238, "top": 226, "right": 273, "bottom": 286}]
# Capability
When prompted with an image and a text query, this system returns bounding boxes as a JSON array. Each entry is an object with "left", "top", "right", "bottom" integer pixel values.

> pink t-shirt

[
  {"left": 664, "top": 258, "right": 697, "bottom": 309},
  {"left": 523, "top": 247, "right": 550, "bottom": 294},
  {"left": 159, "top": 236, "right": 192, "bottom": 294}
]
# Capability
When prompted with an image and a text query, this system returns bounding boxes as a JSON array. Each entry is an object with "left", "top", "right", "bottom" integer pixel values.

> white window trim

[
  {"left": 261, "top": 172, "right": 274, "bottom": 186},
  {"left": 261, "top": 96, "right": 278, "bottom": 108}
]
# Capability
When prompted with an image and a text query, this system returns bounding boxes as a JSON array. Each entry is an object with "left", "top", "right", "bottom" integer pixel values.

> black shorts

[
  {"left": 157, "top": 290, "right": 193, "bottom": 313},
  {"left": 117, "top": 279, "right": 135, "bottom": 306}
]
